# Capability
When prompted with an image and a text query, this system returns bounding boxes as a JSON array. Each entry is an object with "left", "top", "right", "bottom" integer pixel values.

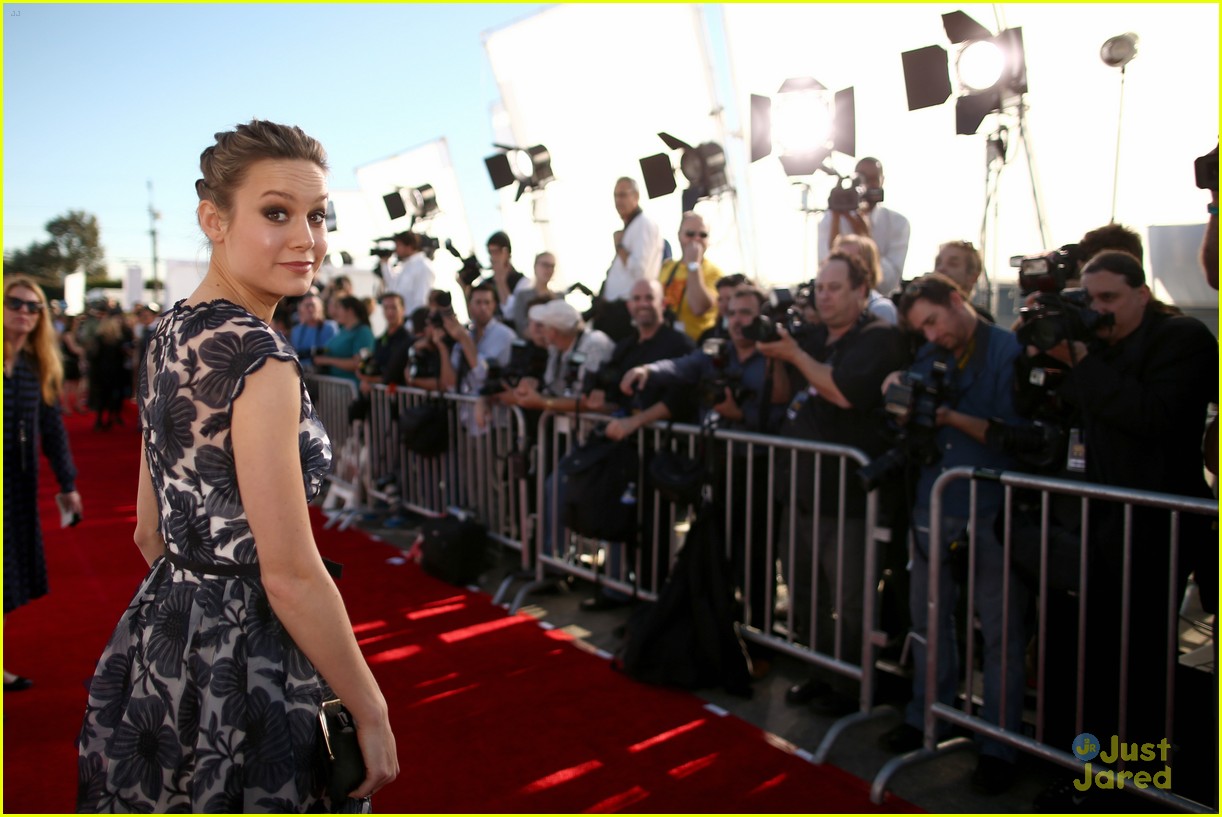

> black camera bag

[
  {"left": 559, "top": 431, "right": 639, "bottom": 542},
  {"left": 418, "top": 515, "right": 492, "bottom": 586},
  {"left": 399, "top": 399, "right": 448, "bottom": 457}
]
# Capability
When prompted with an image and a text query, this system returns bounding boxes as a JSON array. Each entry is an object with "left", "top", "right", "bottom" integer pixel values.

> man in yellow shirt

[{"left": 659, "top": 211, "right": 723, "bottom": 341}]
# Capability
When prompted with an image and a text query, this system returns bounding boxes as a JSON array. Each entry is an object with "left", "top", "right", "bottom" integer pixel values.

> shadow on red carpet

[{"left": 2, "top": 404, "right": 920, "bottom": 813}]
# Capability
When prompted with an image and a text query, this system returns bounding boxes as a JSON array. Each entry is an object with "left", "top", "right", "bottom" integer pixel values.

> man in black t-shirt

[{"left": 757, "top": 252, "right": 912, "bottom": 712}]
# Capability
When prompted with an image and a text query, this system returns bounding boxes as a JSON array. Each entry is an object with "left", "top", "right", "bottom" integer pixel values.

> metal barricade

[
  {"left": 510, "top": 408, "right": 893, "bottom": 760},
  {"left": 303, "top": 373, "right": 360, "bottom": 458},
  {"left": 871, "top": 466, "right": 1217, "bottom": 812}
]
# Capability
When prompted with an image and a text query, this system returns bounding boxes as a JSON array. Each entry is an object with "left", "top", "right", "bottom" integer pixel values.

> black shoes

[
  {"left": 4, "top": 676, "right": 33, "bottom": 692},
  {"left": 811, "top": 691, "right": 858, "bottom": 717},
  {"left": 785, "top": 676, "right": 832, "bottom": 705},
  {"left": 971, "top": 755, "right": 1016, "bottom": 796},
  {"left": 878, "top": 722, "right": 924, "bottom": 753}
]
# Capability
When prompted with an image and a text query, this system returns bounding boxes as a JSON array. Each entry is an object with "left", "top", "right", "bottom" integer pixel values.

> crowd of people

[
  {"left": 296, "top": 155, "right": 1218, "bottom": 808},
  {"left": 4, "top": 117, "right": 1216, "bottom": 813}
]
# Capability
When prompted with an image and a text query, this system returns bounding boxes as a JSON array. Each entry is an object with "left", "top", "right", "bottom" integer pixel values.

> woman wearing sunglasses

[{"left": 3, "top": 274, "right": 84, "bottom": 691}]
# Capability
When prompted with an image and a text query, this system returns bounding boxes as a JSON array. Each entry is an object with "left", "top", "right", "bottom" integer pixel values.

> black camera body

[
  {"left": 357, "top": 347, "right": 381, "bottom": 378},
  {"left": 1015, "top": 243, "right": 1083, "bottom": 295},
  {"left": 445, "top": 239, "right": 483, "bottom": 286},
  {"left": 828, "top": 174, "right": 884, "bottom": 213},
  {"left": 407, "top": 343, "right": 441, "bottom": 381},
  {"left": 370, "top": 247, "right": 394, "bottom": 259},
  {"left": 483, "top": 340, "right": 551, "bottom": 396},
  {"left": 857, "top": 361, "right": 950, "bottom": 491},
  {"left": 740, "top": 287, "right": 802, "bottom": 343},
  {"left": 699, "top": 338, "right": 749, "bottom": 408},
  {"left": 1016, "top": 289, "right": 1113, "bottom": 351}
]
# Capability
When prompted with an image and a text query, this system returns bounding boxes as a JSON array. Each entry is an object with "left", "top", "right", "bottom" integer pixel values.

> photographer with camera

[
  {"left": 658, "top": 212, "right": 723, "bottom": 341},
  {"left": 378, "top": 231, "right": 436, "bottom": 315},
  {"left": 818, "top": 157, "right": 910, "bottom": 294},
  {"left": 754, "top": 252, "right": 911, "bottom": 714},
  {"left": 356, "top": 293, "right": 412, "bottom": 390},
  {"left": 831, "top": 234, "right": 899, "bottom": 324},
  {"left": 436, "top": 283, "right": 515, "bottom": 434},
  {"left": 584, "top": 279, "right": 695, "bottom": 431},
  {"left": 1025, "top": 250, "right": 1217, "bottom": 809},
  {"left": 876, "top": 273, "right": 1030, "bottom": 796},
  {"left": 695, "top": 273, "right": 750, "bottom": 345},
  {"left": 509, "top": 299, "right": 615, "bottom": 415},
  {"left": 480, "top": 231, "right": 533, "bottom": 334},
  {"left": 597, "top": 177, "right": 664, "bottom": 343}
]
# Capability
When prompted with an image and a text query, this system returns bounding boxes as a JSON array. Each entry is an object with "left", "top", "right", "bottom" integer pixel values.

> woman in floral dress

[{"left": 77, "top": 120, "right": 398, "bottom": 812}]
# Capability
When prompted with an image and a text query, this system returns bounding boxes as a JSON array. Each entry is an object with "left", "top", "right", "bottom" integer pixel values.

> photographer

[
  {"left": 356, "top": 293, "right": 412, "bottom": 390},
  {"left": 378, "top": 231, "right": 435, "bottom": 315},
  {"left": 818, "top": 157, "right": 910, "bottom": 293},
  {"left": 876, "top": 274, "right": 1030, "bottom": 796},
  {"left": 437, "top": 283, "right": 515, "bottom": 434},
  {"left": 1029, "top": 251, "right": 1217, "bottom": 808},
  {"left": 617, "top": 288, "right": 790, "bottom": 435},
  {"left": 510, "top": 299, "right": 614, "bottom": 415},
  {"left": 585, "top": 279, "right": 694, "bottom": 426},
  {"left": 695, "top": 273, "right": 749, "bottom": 345},
  {"left": 755, "top": 252, "right": 911, "bottom": 713},
  {"left": 481, "top": 231, "right": 532, "bottom": 333}
]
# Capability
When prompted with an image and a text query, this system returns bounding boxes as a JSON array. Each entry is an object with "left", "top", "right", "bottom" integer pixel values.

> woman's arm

[
  {"left": 134, "top": 438, "right": 166, "bottom": 565},
  {"left": 232, "top": 359, "right": 398, "bottom": 798}
]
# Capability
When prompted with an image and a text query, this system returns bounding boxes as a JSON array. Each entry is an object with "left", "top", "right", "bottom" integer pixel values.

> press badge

[{"left": 1066, "top": 428, "right": 1086, "bottom": 473}]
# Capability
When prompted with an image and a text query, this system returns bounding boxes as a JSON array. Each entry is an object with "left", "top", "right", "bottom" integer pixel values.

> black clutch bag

[{"left": 318, "top": 699, "right": 367, "bottom": 805}]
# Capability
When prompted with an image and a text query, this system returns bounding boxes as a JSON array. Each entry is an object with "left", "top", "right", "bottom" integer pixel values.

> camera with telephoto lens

[
  {"left": 741, "top": 288, "right": 803, "bottom": 343},
  {"left": 428, "top": 291, "right": 454, "bottom": 329},
  {"left": 1016, "top": 289, "right": 1114, "bottom": 351},
  {"left": 445, "top": 239, "right": 484, "bottom": 287},
  {"left": 370, "top": 246, "right": 394, "bottom": 259},
  {"left": 698, "top": 337, "right": 750, "bottom": 408},
  {"left": 857, "top": 361, "right": 950, "bottom": 491},
  {"left": 482, "top": 339, "right": 550, "bottom": 396},
  {"left": 828, "top": 173, "right": 884, "bottom": 213}
]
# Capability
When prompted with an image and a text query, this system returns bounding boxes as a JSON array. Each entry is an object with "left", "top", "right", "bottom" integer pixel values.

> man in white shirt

[
  {"left": 817, "top": 157, "right": 910, "bottom": 294},
  {"left": 599, "top": 177, "right": 663, "bottom": 342},
  {"left": 379, "top": 231, "right": 435, "bottom": 316}
]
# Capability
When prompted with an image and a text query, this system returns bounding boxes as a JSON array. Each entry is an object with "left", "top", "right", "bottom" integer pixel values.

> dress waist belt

[{"left": 162, "top": 548, "right": 344, "bottom": 580}]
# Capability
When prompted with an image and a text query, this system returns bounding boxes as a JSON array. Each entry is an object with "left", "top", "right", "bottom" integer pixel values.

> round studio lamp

[
  {"left": 509, "top": 149, "right": 535, "bottom": 183},
  {"left": 772, "top": 89, "right": 833, "bottom": 156},
  {"left": 956, "top": 39, "right": 1004, "bottom": 92},
  {"left": 1100, "top": 32, "right": 1138, "bottom": 68},
  {"left": 408, "top": 184, "right": 438, "bottom": 218}
]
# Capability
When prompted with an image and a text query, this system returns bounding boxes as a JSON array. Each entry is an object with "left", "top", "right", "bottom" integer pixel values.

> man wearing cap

[
  {"left": 379, "top": 231, "right": 435, "bottom": 316},
  {"left": 658, "top": 212, "right": 723, "bottom": 341},
  {"left": 511, "top": 299, "right": 615, "bottom": 415},
  {"left": 599, "top": 177, "right": 663, "bottom": 343}
]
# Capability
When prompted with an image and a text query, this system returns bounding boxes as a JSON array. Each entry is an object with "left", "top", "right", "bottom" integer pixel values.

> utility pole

[{"left": 148, "top": 179, "right": 161, "bottom": 298}]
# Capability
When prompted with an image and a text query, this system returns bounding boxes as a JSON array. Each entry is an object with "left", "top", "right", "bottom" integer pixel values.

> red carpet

[{"left": 3, "top": 403, "right": 920, "bottom": 813}]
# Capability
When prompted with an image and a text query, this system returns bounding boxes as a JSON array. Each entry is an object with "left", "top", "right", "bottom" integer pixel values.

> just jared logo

[{"left": 1072, "top": 733, "right": 1172, "bottom": 791}]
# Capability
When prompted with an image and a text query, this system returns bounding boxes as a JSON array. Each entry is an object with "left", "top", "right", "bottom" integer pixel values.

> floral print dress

[{"left": 77, "top": 299, "right": 334, "bottom": 813}]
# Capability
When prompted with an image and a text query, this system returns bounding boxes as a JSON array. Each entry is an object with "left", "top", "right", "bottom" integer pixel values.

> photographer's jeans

[{"left": 904, "top": 508, "right": 1029, "bottom": 763}]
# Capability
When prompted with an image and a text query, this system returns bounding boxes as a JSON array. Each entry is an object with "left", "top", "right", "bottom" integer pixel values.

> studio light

[
  {"left": 1100, "top": 32, "right": 1138, "bottom": 68},
  {"left": 382, "top": 184, "right": 440, "bottom": 226},
  {"left": 639, "top": 133, "right": 729, "bottom": 210},
  {"left": 901, "top": 10, "right": 1027, "bottom": 135},
  {"left": 325, "top": 200, "right": 337, "bottom": 233},
  {"left": 484, "top": 144, "right": 554, "bottom": 202},
  {"left": 750, "top": 76, "right": 855, "bottom": 177}
]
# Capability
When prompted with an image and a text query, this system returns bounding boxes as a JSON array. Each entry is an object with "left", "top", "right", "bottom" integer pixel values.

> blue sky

[{"left": 3, "top": 3, "right": 563, "bottom": 271}]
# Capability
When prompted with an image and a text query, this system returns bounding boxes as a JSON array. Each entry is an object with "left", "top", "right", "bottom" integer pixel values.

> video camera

[
  {"left": 828, "top": 173, "right": 884, "bottom": 214},
  {"left": 857, "top": 361, "right": 950, "bottom": 491},
  {"left": 445, "top": 239, "right": 484, "bottom": 287},
  {"left": 740, "top": 288, "right": 805, "bottom": 343}
]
